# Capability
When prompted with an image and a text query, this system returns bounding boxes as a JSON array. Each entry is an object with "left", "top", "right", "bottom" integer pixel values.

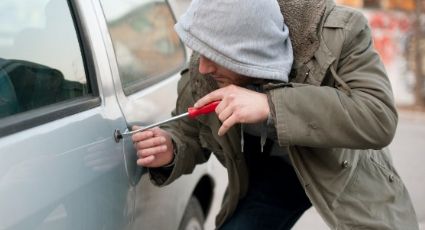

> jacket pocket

[
  {"left": 332, "top": 151, "right": 402, "bottom": 229},
  {"left": 369, "top": 152, "right": 401, "bottom": 188}
]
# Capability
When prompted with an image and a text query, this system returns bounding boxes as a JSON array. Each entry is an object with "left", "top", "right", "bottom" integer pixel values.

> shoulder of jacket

[
  {"left": 324, "top": 5, "right": 368, "bottom": 30},
  {"left": 176, "top": 68, "right": 191, "bottom": 95},
  {"left": 321, "top": 5, "right": 370, "bottom": 57}
]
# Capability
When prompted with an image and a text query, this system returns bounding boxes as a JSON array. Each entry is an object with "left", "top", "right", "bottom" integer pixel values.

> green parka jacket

[{"left": 150, "top": 0, "right": 419, "bottom": 229}]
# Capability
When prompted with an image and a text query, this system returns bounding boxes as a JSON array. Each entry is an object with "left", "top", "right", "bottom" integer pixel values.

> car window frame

[
  {"left": 0, "top": 0, "right": 100, "bottom": 138},
  {"left": 99, "top": 0, "right": 187, "bottom": 96}
]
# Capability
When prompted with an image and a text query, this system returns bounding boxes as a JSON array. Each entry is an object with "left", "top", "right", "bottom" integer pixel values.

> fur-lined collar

[{"left": 277, "top": 0, "right": 329, "bottom": 64}]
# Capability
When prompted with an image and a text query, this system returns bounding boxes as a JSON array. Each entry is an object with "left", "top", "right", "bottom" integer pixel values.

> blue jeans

[{"left": 220, "top": 135, "right": 312, "bottom": 230}]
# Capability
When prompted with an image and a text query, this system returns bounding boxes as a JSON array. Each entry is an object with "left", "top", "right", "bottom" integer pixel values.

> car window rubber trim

[{"left": 0, "top": 96, "right": 101, "bottom": 138}]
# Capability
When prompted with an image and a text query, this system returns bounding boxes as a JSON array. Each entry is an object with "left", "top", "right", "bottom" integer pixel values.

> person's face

[{"left": 198, "top": 56, "right": 253, "bottom": 88}]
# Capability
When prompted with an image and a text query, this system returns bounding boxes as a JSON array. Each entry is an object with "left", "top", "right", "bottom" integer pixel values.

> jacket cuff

[
  {"left": 148, "top": 167, "right": 173, "bottom": 186},
  {"left": 148, "top": 133, "right": 189, "bottom": 186},
  {"left": 266, "top": 92, "right": 276, "bottom": 126},
  {"left": 267, "top": 88, "right": 291, "bottom": 146}
]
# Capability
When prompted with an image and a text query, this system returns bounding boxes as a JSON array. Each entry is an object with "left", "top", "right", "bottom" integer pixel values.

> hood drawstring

[
  {"left": 241, "top": 119, "right": 270, "bottom": 153},
  {"left": 241, "top": 124, "right": 244, "bottom": 153},
  {"left": 260, "top": 123, "right": 267, "bottom": 153},
  {"left": 240, "top": 84, "right": 273, "bottom": 153}
]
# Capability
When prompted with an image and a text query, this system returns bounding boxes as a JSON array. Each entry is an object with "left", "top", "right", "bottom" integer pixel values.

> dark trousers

[{"left": 220, "top": 134, "right": 312, "bottom": 230}]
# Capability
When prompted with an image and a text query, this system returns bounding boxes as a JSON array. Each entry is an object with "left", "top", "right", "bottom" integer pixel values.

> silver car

[{"left": 0, "top": 0, "right": 225, "bottom": 229}]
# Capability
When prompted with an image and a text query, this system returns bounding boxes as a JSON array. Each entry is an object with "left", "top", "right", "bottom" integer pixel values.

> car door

[
  {"left": 83, "top": 1, "right": 231, "bottom": 229},
  {"left": 92, "top": 0, "right": 217, "bottom": 229},
  {"left": 0, "top": 0, "right": 133, "bottom": 229},
  {"left": 95, "top": 0, "right": 186, "bottom": 185}
]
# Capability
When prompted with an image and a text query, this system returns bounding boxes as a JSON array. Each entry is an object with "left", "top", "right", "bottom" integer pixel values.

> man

[{"left": 132, "top": 0, "right": 419, "bottom": 229}]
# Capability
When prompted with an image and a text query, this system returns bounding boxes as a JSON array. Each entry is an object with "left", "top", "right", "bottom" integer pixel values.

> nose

[{"left": 198, "top": 56, "right": 216, "bottom": 74}]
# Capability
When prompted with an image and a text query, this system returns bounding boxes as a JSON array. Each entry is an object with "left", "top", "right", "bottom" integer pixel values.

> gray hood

[{"left": 174, "top": 0, "right": 293, "bottom": 82}]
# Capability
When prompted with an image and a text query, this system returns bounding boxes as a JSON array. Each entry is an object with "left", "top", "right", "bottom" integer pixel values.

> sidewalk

[{"left": 397, "top": 107, "right": 425, "bottom": 121}]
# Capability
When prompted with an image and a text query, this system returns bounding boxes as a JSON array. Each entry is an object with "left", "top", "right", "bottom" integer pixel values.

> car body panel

[
  {"left": 90, "top": 0, "right": 217, "bottom": 228},
  {"left": 0, "top": 1, "right": 131, "bottom": 227},
  {"left": 0, "top": 0, "right": 226, "bottom": 229}
]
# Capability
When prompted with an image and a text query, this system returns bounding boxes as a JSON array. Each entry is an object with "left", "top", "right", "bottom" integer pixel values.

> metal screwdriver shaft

[
  {"left": 121, "top": 112, "right": 190, "bottom": 136},
  {"left": 114, "top": 101, "right": 220, "bottom": 141}
]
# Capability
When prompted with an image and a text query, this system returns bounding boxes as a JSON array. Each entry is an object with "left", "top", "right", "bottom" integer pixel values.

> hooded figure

[
  {"left": 174, "top": 0, "right": 294, "bottom": 153},
  {"left": 174, "top": 0, "right": 293, "bottom": 82},
  {"left": 133, "top": 0, "right": 419, "bottom": 229}
]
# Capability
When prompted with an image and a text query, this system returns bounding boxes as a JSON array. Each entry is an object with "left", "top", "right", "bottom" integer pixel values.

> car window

[
  {"left": 99, "top": 0, "right": 186, "bottom": 95},
  {"left": 0, "top": 0, "right": 89, "bottom": 119}
]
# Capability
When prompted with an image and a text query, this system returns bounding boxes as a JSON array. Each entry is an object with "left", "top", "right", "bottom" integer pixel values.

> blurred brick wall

[{"left": 336, "top": 0, "right": 424, "bottom": 105}]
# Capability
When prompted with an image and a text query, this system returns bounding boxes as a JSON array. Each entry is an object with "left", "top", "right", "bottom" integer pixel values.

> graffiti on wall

[
  {"left": 366, "top": 10, "right": 412, "bottom": 65},
  {"left": 364, "top": 10, "right": 416, "bottom": 105}
]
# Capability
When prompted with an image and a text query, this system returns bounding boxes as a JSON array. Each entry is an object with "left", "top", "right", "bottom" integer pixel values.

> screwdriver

[{"left": 114, "top": 101, "right": 220, "bottom": 142}]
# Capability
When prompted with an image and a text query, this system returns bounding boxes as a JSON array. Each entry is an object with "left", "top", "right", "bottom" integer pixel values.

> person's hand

[
  {"left": 194, "top": 85, "right": 270, "bottom": 136},
  {"left": 131, "top": 127, "right": 174, "bottom": 168}
]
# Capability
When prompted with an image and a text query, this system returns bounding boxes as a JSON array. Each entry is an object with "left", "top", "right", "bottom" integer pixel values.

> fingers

[
  {"left": 134, "top": 136, "right": 166, "bottom": 149},
  {"left": 194, "top": 87, "right": 226, "bottom": 108},
  {"left": 137, "top": 155, "right": 155, "bottom": 166},
  {"left": 136, "top": 144, "right": 168, "bottom": 158},
  {"left": 216, "top": 100, "right": 233, "bottom": 123},
  {"left": 196, "top": 85, "right": 271, "bottom": 136},
  {"left": 131, "top": 127, "right": 174, "bottom": 168},
  {"left": 216, "top": 98, "right": 246, "bottom": 136},
  {"left": 131, "top": 129, "right": 154, "bottom": 143},
  {"left": 218, "top": 114, "right": 238, "bottom": 136}
]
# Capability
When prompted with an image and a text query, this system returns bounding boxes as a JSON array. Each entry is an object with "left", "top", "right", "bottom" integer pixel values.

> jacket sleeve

[
  {"left": 267, "top": 12, "right": 398, "bottom": 149},
  {"left": 149, "top": 70, "right": 211, "bottom": 186}
]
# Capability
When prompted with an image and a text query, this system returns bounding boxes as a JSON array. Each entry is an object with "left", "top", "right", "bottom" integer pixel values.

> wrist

[{"left": 162, "top": 140, "right": 177, "bottom": 168}]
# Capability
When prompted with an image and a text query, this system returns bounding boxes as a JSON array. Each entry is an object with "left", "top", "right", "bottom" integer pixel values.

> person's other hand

[
  {"left": 194, "top": 85, "right": 270, "bottom": 136},
  {"left": 131, "top": 127, "right": 174, "bottom": 168}
]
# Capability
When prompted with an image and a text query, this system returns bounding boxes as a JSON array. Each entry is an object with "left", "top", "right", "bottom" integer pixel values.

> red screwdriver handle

[{"left": 188, "top": 101, "right": 220, "bottom": 119}]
